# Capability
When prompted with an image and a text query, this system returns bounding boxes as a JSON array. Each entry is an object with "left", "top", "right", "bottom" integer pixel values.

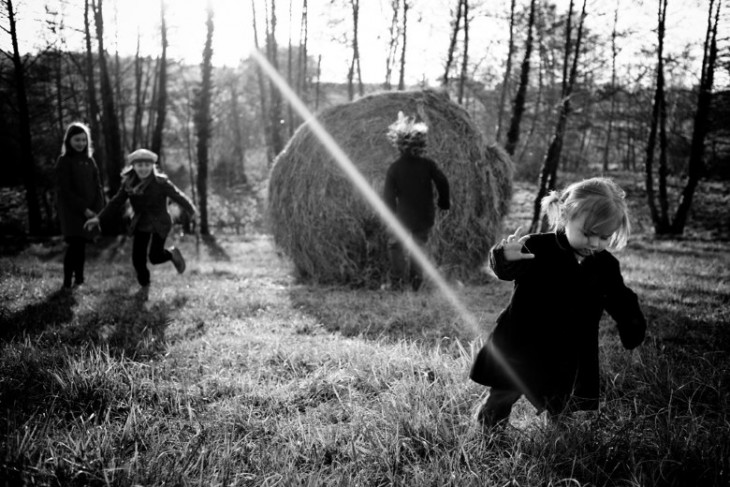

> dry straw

[{"left": 268, "top": 89, "right": 513, "bottom": 286}]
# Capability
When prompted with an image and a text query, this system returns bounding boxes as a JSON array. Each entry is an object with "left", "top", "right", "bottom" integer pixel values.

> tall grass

[{"left": 1, "top": 215, "right": 728, "bottom": 486}]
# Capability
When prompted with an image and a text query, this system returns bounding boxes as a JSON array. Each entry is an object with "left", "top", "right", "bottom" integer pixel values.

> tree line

[{"left": 1, "top": 0, "right": 727, "bottom": 238}]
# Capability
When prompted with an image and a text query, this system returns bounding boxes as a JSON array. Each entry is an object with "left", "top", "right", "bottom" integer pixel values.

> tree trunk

[
  {"left": 297, "top": 0, "right": 309, "bottom": 97},
  {"left": 5, "top": 0, "right": 42, "bottom": 234},
  {"left": 671, "top": 0, "right": 720, "bottom": 234},
  {"left": 150, "top": 0, "right": 168, "bottom": 160},
  {"left": 529, "top": 0, "right": 587, "bottom": 233},
  {"left": 267, "top": 0, "right": 285, "bottom": 156},
  {"left": 84, "top": 0, "right": 104, "bottom": 186},
  {"left": 397, "top": 1, "right": 409, "bottom": 90},
  {"left": 92, "top": 0, "right": 123, "bottom": 195},
  {"left": 384, "top": 0, "right": 400, "bottom": 89},
  {"left": 251, "top": 0, "right": 273, "bottom": 164},
  {"left": 504, "top": 0, "right": 536, "bottom": 156},
  {"left": 496, "top": 0, "right": 516, "bottom": 141},
  {"left": 457, "top": 0, "right": 469, "bottom": 105},
  {"left": 195, "top": 7, "right": 214, "bottom": 236},
  {"left": 602, "top": 1, "right": 619, "bottom": 172},
  {"left": 443, "top": 0, "right": 463, "bottom": 87},
  {"left": 644, "top": 0, "right": 670, "bottom": 233}
]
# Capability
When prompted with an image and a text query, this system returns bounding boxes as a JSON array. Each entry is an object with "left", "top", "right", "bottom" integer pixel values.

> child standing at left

[
  {"left": 85, "top": 149, "right": 196, "bottom": 288},
  {"left": 55, "top": 122, "right": 105, "bottom": 289}
]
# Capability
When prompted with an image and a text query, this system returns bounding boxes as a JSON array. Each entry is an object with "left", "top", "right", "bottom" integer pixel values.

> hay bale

[{"left": 268, "top": 89, "right": 513, "bottom": 286}]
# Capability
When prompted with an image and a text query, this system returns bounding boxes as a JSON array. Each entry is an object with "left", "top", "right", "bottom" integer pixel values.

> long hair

[
  {"left": 541, "top": 177, "right": 631, "bottom": 250},
  {"left": 61, "top": 122, "right": 93, "bottom": 158}
]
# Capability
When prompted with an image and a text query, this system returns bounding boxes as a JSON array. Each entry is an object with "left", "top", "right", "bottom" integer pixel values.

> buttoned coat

[
  {"left": 470, "top": 231, "right": 646, "bottom": 412},
  {"left": 99, "top": 173, "right": 195, "bottom": 238},
  {"left": 55, "top": 153, "right": 105, "bottom": 238}
]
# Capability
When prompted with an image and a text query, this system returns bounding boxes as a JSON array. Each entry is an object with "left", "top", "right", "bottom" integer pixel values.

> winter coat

[
  {"left": 55, "top": 153, "right": 105, "bottom": 238},
  {"left": 383, "top": 154, "right": 450, "bottom": 233},
  {"left": 99, "top": 172, "right": 195, "bottom": 238},
  {"left": 469, "top": 231, "right": 646, "bottom": 412}
]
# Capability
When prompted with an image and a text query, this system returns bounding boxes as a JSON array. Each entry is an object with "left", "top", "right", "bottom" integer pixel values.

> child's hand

[
  {"left": 84, "top": 209, "right": 96, "bottom": 218},
  {"left": 500, "top": 226, "right": 535, "bottom": 261},
  {"left": 84, "top": 217, "right": 100, "bottom": 232}
]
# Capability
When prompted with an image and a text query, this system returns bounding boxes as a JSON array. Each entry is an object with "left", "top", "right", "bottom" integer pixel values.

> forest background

[{"left": 1, "top": 0, "right": 728, "bottom": 239}]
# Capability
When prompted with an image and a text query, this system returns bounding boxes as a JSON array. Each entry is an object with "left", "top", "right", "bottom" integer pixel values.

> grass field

[{"left": 1, "top": 177, "right": 729, "bottom": 486}]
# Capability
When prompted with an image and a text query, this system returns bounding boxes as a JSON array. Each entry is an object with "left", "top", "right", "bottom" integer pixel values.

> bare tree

[
  {"left": 91, "top": 0, "right": 123, "bottom": 195},
  {"left": 458, "top": 0, "right": 470, "bottom": 105},
  {"left": 195, "top": 5, "right": 214, "bottom": 236},
  {"left": 2, "top": 0, "right": 42, "bottom": 234},
  {"left": 83, "top": 0, "right": 103, "bottom": 183},
  {"left": 346, "top": 0, "right": 363, "bottom": 100},
  {"left": 266, "top": 0, "right": 285, "bottom": 156},
  {"left": 297, "top": 0, "right": 308, "bottom": 97},
  {"left": 504, "top": 0, "right": 536, "bottom": 156},
  {"left": 251, "top": 0, "right": 272, "bottom": 163},
  {"left": 397, "top": 0, "right": 409, "bottom": 90},
  {"left": 443, "top": 0, "right": 463, "bottom": 87},
  {"left": 602, "top": 0, "right": 620, "bottom": 172},
  {"left": 529, "top": 0, "right": 588, "bottom": 233},
  {"left": 150, "top": 0, "right": 168, "bottom": 159},
  {"left": 496, "top": 0, "right": 517, "bottom": 141},
  {"left": 644, "top": 0, "right": 669, "bottom": 232},
  {"left": 384, "top": 0, "right": 400, "bottom": 89}
]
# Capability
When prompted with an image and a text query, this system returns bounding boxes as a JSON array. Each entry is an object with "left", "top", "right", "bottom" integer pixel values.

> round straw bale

[{"left": 268, "top": 89, "right": 513, "bottom": 286}]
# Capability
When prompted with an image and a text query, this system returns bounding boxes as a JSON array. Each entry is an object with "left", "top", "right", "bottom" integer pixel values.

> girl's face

[
  {"left": 565, "top": 213, "right": 617, "bottom": 258},
  {"left": 132, "top": 161, "right": 154, "bottom": 179},
  {"left": 69, "top": 133, "right": 88, "bottom": 153}
]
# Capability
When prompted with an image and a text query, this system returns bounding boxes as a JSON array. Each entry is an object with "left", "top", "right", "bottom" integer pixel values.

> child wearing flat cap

[{"left": 85, "top": 149, "right": 196, "bottom": 288}]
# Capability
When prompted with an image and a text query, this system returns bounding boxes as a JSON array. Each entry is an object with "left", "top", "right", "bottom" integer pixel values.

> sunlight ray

[{"left": 250, "top": 48, "right": 536, "bottom": 406}]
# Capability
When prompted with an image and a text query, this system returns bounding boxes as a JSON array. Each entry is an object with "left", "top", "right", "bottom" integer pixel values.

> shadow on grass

[
  {"left": 288, "top": 284, "right": 477, "bottom": 347},
  {"left": 201, "top": 234, "right": 231, "bottom": 262},
  {"left": 66, "top": 284, "right": 188, "bottom": 360},
  {"left": 0, "top": 289, "right": 77, "bottom": 342}
]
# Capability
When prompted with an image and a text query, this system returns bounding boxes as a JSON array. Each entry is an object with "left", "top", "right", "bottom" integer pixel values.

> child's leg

[
  {"left": 63, "top": 237, "right": 84, "bottom": 287},
  {"left": 388, "top": 237, "right": 407, "bottom": 288},
  {"left": 73, "top": 238, "right": 86, "bottom": 285},
  {"left": 148, "top": 233, "right": 172, "bottom": 265},
  {"left": 408, "top": 229, "right": 430, "bottom": 291},
  {"left": 475, "top": 388, "right": 521, "bottom": 428},
  {"left": 132, "top": 231, "right": 152, "bottom": 286}
]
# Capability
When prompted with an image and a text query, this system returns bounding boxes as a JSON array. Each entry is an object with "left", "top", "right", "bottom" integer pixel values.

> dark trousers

[
  {"left": 63, "top": 236, "right": 87, "bottom": 287},
  {"left": 132, "top": 231, "right": 171, "bottom": 286},
  {"left": 389, "top": 228, "right": 430, "bottom": 290}
]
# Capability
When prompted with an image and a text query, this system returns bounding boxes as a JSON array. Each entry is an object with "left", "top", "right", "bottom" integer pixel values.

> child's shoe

[{"left": 170, "top": 247, "right": 186, "bottom": 274}]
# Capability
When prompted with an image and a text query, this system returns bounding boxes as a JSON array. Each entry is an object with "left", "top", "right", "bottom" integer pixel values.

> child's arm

[
  {"left": 85, "top": 186, "right": 128, "bottom": 231},
  {"left": 488, "top": 226, "right": 535, "bottom": 281},
  {"left": 163, "top": 180, "right": 196, "bottom": 216},
  {"left": 431, "top": 163, "right": 450, "bottom": 210},
  {"left": 604, "top": 258, "right": 646, "bottom": 349}
]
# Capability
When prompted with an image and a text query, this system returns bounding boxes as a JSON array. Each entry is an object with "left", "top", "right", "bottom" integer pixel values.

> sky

[{"left": 3, "top": 0, "right": 717, "bottom": 87}]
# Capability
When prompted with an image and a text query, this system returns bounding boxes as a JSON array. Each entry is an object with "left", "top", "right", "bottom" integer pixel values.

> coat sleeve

[
  {"left": 603, "top": 256, "right": 646, "bottom": 349},
  {"left": 488, "top": 238, "right": 535, "bottom": 281},
  {"left": 98, "top": 186, "right": 129, "bottom": 224},
  {"left": 163, "top": 179, "right": 196, "bottom": 216},
  {"left": 431, "top": 162, "right": 450, "bottom": 210},
  {"left": 55, "top": 157, "right": 86, "bottom": 213}
]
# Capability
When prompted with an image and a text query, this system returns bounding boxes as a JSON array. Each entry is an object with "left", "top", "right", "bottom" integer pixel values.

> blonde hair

[
  {"left": 541, "top": 177, "right": 630, "bottom": 249},
  {"left": 386, "top": 111, "right": 428, "bottom": 157}
]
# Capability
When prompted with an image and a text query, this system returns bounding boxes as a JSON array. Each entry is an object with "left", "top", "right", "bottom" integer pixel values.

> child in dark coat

[
  {"left": 470, "top": 177, "right": 646, "bottom": 428},
  {"left": 383, "top": 112, "right": 450, "bottom": 291},
  {"left": 55, "top": 122, "right": 105, "bottom": 289},
  {"left": 85, "top": 149, "right": 196, "bottom": 288}
]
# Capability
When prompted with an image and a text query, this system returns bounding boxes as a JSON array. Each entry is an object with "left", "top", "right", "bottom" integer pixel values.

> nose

[{"left": 588, "top": 235, "right": 600, "bottom": 248}]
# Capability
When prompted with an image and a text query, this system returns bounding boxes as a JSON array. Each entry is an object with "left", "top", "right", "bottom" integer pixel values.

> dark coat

[
  {"left": 383, "top": 154, "right": 450, "bottom": 233},
  {"left": 470, "top": 231, "right": 646, "bottom": 412},
  {"left": 55, "top": 153, "right": 105, "bottom": 238},
  {"left": 99, "top": 172, "right": 195, "bottom": 238}
]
